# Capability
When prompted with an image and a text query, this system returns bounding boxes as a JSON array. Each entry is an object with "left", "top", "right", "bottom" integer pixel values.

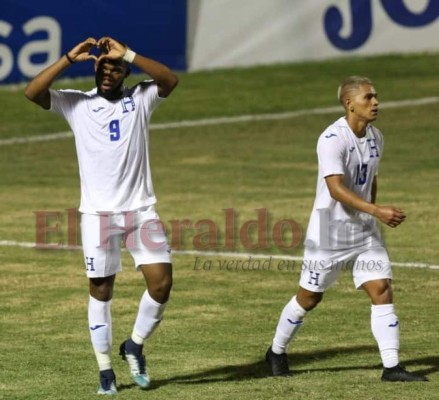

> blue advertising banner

[{"left": 0, "top": 1, "right": 187, "bottom": 84}]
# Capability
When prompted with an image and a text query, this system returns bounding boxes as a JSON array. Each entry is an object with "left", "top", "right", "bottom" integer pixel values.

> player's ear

[{"left": 122, "top": 61, "right": 131, "bottom": 79}]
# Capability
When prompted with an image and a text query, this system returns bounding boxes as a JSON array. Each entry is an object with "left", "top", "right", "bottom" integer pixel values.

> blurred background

[{"left": 1, "top": 0, "right": 438, "bottom": 83}]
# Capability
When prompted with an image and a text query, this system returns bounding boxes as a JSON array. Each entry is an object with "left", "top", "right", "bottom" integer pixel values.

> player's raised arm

[
  {"left": 97, "top": 37, "right": 178, "bottom": 98},
  {"left": 24, "top": 38, "right": 98, "bottom": 109}
]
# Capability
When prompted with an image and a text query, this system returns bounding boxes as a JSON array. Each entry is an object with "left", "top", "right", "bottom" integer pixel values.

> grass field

[{"left": 0, "top": 53, "right": 438, "bottom": 399}]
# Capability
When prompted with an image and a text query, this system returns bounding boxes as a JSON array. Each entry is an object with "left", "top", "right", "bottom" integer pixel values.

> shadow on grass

[{"left": 127, "top": 345, "right": 437, "bottom": 391}]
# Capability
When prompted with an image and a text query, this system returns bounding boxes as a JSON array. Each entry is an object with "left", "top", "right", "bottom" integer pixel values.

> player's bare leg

[
  {"left": 296, "top": 287, "right": 323, "bottom": 311},
  {"left": 90, "top": 275, "right": 116, "bottom": 301}
]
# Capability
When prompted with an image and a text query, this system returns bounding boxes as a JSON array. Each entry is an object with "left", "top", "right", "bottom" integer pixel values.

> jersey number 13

[{"left": 355, "top": 164, "right": 368, "bottom": 185}]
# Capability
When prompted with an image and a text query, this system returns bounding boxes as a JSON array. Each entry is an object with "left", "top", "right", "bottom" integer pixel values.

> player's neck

[{"left": 346, "top": 116, "right": 368, "bottom": 138}]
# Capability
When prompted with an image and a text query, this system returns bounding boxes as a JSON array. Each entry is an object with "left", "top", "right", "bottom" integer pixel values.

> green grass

[
  {"left": 0, "top": 53, "right": 438, "bottom": 399},
  {"left": 0, "top": 250, "right": 437, "bottom": 400}
]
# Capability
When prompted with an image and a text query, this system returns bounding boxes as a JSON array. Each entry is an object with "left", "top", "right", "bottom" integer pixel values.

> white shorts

[
  {"left": 81, "top": 206, "right": 172, "bottom": 278},
  {"left": 299, "top": 245, "right": 392, "bottom": 292}
]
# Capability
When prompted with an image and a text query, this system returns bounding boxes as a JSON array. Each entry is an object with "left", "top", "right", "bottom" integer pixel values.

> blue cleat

[
  {"left": 97, "top": 369, "right": 117, "bottom": 395},
  {"left": 119, "top": 339, "right": 151, "bottom": 389}
]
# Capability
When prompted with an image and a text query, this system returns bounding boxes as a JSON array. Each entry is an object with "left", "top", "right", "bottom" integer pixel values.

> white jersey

[
  {"left": 49, "top": 81, "right": 164, "bottom": 214},
  {"left": 304, "top": 117, "right": 384, "bottom": 250}
]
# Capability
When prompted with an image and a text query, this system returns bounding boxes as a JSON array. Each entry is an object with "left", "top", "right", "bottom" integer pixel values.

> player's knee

[
  {"left": 297, "top": 291, "right": 323, "bottom": 311},
  {"left": 365, "top": 279, "right": 393, "bottom": 304},
  {"left": 149, "top": 275, "right": 173, "bottom": 303},
  {"left": 375, "top": 285, "right": 393, "bottom": 304},
  {"left": 305, "top": 296, "right": 322, "bottom": 311},
  {"left": 89, "top": 277, "right": 114, "bottom": 301}
]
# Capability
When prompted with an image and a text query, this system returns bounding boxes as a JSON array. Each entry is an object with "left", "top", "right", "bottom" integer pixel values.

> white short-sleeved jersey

[
  {"left": 49, "top": 82, "right": 163, "bottom": 214},
  {"left": 304, "top": 116, "right": 384, "bottom": 250}
]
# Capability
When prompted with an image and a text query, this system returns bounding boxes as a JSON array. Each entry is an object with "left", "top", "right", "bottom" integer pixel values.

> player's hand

[
  {"left": 67, "top": 38, "right": 98, "bottom": 63},
  {"left": 96, "top": 37, "right": 127, "bottom": 63},
  {"left": 375, "top": 206, "right": 406, "bottom": 228}
]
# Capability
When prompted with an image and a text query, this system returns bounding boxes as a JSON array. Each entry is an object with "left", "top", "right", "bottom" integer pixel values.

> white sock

[
  {"left": 272, "top": 296, "right": 307, "bottom": 354},
  {"left": 88, "top": 296, "right": 112, "bottom": 371},
  {"left": 371, "top": 304, "right": 400, "bottom": 368},
  {"left": 132, "top": 290, "right": 167, "bottom": 345}
]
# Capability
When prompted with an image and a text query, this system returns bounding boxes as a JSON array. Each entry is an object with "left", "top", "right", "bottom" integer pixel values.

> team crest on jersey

[
  {"left": 121, "top": 96, "right": 135, "bottom": 113},
  {"left": 367, "top": 138, "right": 380, "bottom": 157},
  {"left": 85, "top": 256, "right": 95, "bottom": 271}
]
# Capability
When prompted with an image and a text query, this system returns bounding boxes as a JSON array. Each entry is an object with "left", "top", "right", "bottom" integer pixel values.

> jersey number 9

[{"left": 109, "top": 120, "right": 120, "bottom": 142}]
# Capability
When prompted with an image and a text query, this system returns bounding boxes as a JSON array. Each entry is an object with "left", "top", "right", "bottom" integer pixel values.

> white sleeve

[
  {"left": 137, "top": 81, "right": 165, "bottom": 117},
  {"left": 317, "top": 133, "right": 346, "bottom": 177},
  {"left": 49, "top": 89, "right": 76, "bottom": 120}
]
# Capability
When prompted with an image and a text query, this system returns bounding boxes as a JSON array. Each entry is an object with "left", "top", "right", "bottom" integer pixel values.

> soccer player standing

[
  {"left": 266, "top": 76, "right": 428, "bottom": 382},
  {"left": 25, "top": 37, "right": 178, "bottom": 394}
]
